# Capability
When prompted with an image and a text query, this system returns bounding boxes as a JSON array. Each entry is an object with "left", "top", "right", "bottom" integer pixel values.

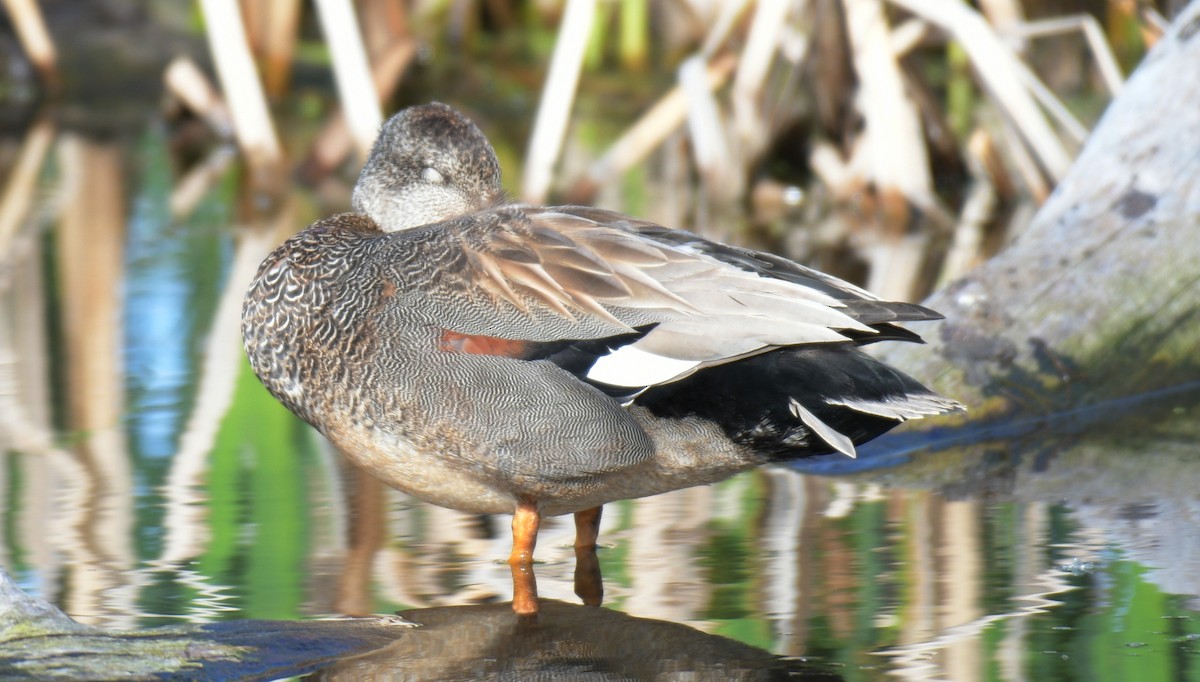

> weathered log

[{"left": 882, "top": 2, "right": 1200, "bottom": 416}]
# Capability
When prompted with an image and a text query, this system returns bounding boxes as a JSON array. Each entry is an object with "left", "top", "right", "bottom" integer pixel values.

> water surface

[{"left": 2, "top": 106, "right": 1198, "bottom": 682}]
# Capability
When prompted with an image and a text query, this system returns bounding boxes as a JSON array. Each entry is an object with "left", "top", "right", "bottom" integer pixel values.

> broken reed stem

[
  {"left": 1, "top": 0, "right": 59, "bottom": 91},
  {"left": 197, "top": 0, "right": 282, "bottom": 177},
  {"left": 976, "top": 0, "right": 1025, "bottom": 43},
  {"left": 700, "top": 0, "right": 752, "bottom": 56},
  {"left": 843, "top": 0, "right": 932, "bottom": 230},
  {"left": 314, "top": 0, "right": 383, "bottom": 161},
  {"left": 522, "top": 0, "right": 597, "bottom": 204},
  {"left": 305, "top": 39, "right": 416, "bottom": 178},
  {"left": 887, "top": 0, "right": 1073, "bottom": 183},
  {"left": 732, "top": 0, "right": 796, "bottom": 156},
  {"left": 680, "top": 55, "right": 737, "bottom": 200},
  {"left": 1013, "top": 62, "right": 1088, "bottom": 144},
  {"left": 1005, "top": 15, "right": 1124, "bottom": 95}
]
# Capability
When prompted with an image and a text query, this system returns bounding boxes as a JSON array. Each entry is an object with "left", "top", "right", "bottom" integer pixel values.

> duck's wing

[
  {"left": 381, "top": 206, "right": 927, "bottom": 388},
  {"left": 550, "top": 205, "right": 942, "bottom": 332}
]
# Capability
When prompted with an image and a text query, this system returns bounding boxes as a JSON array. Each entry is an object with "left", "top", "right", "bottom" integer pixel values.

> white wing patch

[
  {"left": 788, "top": 398, "right": 857, "bottom": 459},
  {"left": 586, "top": 345, "right": 702, "bottom": 387}
]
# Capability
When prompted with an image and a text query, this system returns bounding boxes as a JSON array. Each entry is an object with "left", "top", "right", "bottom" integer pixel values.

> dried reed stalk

[
  {"left": 976, "top": 0, "right": 1025, "bottom": 43},
  {"left": 198, "top": 0, "right": 283, "bottom": 176},
  {"left": 566, "top": 53, "right": 736, "bottom": 203},
  {"left": 878, "top": 0, "right": 1200, "bottom": 406},
  {"left": 700, "top": 0, "right": 752, "bottom": 56},
  {"left": 314, "top": 0, "right": 384, "bottom": 160},
  {"left": 304, "top": 39, "right": 417, "bottom": 179},
  {"left": 522, "top": 0, "right": 597, "bottom": 204},
  {"left": 844, "top": 0, "right": 933, "bottom": 232},
  {"left": 1, "top": 0, "right": 59, "bottom": 90},
  {"left": 680, "top": 55, "right": 738, "bottom": 201},
  {"left": 888, "top": 0, "right": 1073, "bottom": 183},
  {"left": 1013, "top": 63, "right": 1088, "bottom": 144},
  {"left": 1006, "top": 15, "right": 1125, "bottom": 95},
  {"left": 732, "top": 0, "right": 797, "bottom": 157}
]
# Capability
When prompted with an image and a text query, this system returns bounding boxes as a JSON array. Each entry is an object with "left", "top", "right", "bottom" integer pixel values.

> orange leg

[
  {"left": 508, "top": 498, "right": 541, "bottom": 616},
  {"left": 573, "top": 506, "right": 604, "bottom": 606},
  {"left": 573, "top": 506, "right": 603, "bottom": 549}
]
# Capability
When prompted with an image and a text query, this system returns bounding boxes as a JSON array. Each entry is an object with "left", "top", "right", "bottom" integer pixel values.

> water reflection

[
  {"left": 316, "top": 600, "right": 844, "bottom": 680},
  {"left": 2, "top": 116, "right": 1200, "bottom": 680}
]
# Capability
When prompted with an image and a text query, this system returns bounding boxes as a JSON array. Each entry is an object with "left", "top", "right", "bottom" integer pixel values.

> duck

[{"left": 241, "top": 102, "right": 962, "bottom": 615}]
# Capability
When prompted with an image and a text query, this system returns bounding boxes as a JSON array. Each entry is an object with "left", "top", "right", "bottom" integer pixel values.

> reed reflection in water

[{"left": 1, "top": 116, "right": 1199, "bottom": 680}]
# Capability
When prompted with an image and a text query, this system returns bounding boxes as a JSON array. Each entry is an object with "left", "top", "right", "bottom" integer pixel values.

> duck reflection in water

[
  {"left": 319, "top": 600, "right": 845, "bottom": 680},
  {"left": 241, "top": 103, "right": 961, "bottom": 615}
]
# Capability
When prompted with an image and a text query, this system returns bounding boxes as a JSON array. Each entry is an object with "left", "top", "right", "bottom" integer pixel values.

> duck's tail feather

[{"left": 634, "top": 345, "right": 963, "bottom": 460}]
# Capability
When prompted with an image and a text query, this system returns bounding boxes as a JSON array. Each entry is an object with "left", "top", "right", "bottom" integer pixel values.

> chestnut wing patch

[
  {"left": 436, "top": 326, "right": 650, "bottom": 398},
  {"left": 438, "top": 329, "right": 535, "bottom": 358}
]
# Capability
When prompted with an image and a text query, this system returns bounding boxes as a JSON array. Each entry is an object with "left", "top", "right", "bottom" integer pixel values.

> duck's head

[{"left": 352, "top": 103, "right": 504, "bottom": 231}]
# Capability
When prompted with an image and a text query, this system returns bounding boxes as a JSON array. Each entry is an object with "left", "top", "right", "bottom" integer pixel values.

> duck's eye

[{"left": 421, "top": 167, "right": 445, "bottom": 184}]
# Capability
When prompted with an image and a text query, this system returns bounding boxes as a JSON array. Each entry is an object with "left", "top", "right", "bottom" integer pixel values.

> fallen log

[{"left": 882, "top": 2, "right": 1200, "bottom": 417}]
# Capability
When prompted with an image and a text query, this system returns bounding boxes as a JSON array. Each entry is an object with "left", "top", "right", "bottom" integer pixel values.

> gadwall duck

[{"left": 242, "top": 103, "right": 962, "bottom": 615}]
